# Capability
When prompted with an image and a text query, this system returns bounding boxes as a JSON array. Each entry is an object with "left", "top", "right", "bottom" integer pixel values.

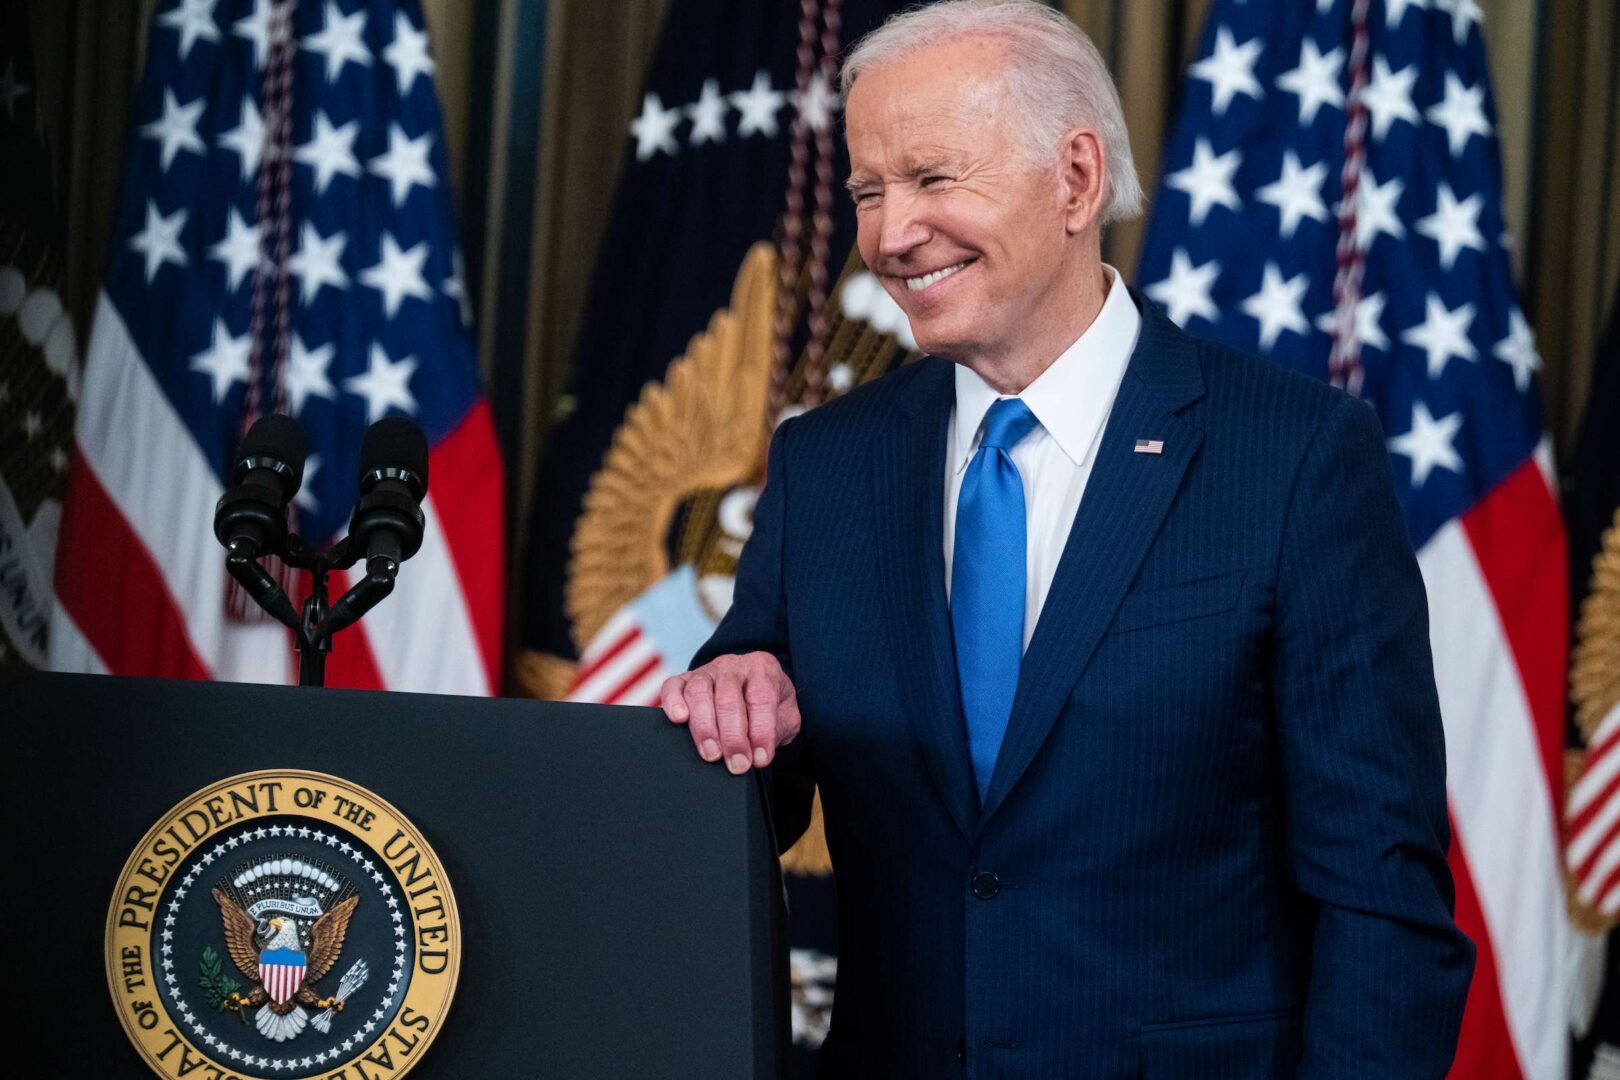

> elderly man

[{"left": 661, "top": 1, "right": 1473, "bottom": 1075}]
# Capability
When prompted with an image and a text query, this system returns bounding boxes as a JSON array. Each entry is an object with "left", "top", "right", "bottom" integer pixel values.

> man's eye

[{"left": 921, "top": 175, "right": 949, "bottom": 187}]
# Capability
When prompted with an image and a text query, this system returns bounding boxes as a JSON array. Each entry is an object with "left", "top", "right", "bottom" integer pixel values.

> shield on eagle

[{"left": 259, "top": 945, "right": 307, "bottom": 1006}]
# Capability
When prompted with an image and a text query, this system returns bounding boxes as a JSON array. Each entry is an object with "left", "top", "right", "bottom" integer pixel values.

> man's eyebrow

[{"left": 844, "top": 159, "right": 958, "bottom": 192}]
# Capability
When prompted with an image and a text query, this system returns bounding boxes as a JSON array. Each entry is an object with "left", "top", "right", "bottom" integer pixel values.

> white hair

[{"left": 841, "top": 0, "right": 1144, "bottom": 223}]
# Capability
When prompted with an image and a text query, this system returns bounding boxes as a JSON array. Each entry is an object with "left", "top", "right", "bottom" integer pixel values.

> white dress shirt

[{"left": 943, "top": 266, "right": 1142, "bottom": 650}]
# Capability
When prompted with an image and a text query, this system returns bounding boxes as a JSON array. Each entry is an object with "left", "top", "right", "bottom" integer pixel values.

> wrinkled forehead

[{"left": 844, "top": 41, "right": 1018, "bottom": 168}]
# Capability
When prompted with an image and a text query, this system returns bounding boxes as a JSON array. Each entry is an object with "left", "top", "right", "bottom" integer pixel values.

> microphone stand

[{"left": 225, "top": 532, "right": 400, "bottom": 688}]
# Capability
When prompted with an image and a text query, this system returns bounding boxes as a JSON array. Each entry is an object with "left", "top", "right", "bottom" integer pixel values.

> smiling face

[{"left": 845, "top": 35, "right": 1104, "bottom": 378}]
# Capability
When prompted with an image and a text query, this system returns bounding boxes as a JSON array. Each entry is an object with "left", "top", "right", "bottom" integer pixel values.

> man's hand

[{"left": 660, "top": 652, "right": 801, "bottom": 774}]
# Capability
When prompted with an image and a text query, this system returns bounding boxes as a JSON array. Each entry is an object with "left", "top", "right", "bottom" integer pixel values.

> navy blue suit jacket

[{"left": 694, "top": 296, "right": 1473, "bottom": 1078}]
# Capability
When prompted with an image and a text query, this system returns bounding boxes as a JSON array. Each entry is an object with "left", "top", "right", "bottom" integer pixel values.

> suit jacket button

[
  {"left": 970, "top": 871, "right": 1000, "bottom": 899},
  {"left": 955, "top": 1037, "right": 967, "bottom": 1063}
]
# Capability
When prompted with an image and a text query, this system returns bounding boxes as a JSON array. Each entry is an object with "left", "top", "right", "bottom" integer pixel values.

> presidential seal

[{"left": 106, "top": 770, "right": 459, "bottom": 1080}]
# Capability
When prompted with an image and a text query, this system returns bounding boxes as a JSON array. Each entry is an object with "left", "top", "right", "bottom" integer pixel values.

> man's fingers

[
  {"left": 660, "top": 675, "right": 690, "bottom": 723},
  {"left": 672, "top": 655, "right": 799, "bottom": 772},
  {"left": 776, "top": 686, "right": 803, "bottom": 748},
  {"left": 683, "top": 673, "right": 721, "bottom": 762},
  {"left": 712, "top": 673, "right": 751, "bottom": 775},
  {"left": 744, "top": 671, "right": 779, "bottom": 768}
]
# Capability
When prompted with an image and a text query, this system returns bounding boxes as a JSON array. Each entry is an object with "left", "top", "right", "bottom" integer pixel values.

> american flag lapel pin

[{"left": 1134, "top": 438, "right": 1165, "bottom": 455}]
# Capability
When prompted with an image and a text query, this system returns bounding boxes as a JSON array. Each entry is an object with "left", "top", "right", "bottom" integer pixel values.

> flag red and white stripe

[
  {"left": 51, "top": 298, "right": 503, "bottom": 695},
  {"left": 1427, "top": 448, "right": 1568, "bottom": 1079}
]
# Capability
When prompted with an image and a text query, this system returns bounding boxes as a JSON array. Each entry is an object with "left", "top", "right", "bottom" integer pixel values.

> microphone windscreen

[
  {"left": 358, "top": 416, "right": 429, "bottom": 496},
  {"left": 237, "top": 413, "right": 308, "bottom": 490}
]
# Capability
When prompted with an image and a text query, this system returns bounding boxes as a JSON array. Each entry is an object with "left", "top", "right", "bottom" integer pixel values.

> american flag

[
  {"left": 1137, "top": 1, "right": 1566, "bottom": 1077},
  {"left": 50, "top": 0, "right": 503, "bottom": 694}
]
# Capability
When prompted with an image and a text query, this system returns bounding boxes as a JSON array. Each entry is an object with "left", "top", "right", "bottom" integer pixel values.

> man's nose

[{"left": 875, "top": 197, "right": 931, "bottom": 259}]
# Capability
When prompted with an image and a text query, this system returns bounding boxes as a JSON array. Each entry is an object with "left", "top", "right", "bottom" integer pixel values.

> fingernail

[
  {"left": 700, "top": 740, "right": 719, "bottom": 761},
  {"left": 753, "top": 748, "right": 768, "bottom": 768},
  {"left": 728, "top": 754, "right": 749, "bottom": 774}
]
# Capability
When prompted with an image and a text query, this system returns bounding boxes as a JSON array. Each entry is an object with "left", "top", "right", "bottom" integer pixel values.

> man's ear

[{"left": 1060, "top": 128, "right": 1107, "bottom": 236}]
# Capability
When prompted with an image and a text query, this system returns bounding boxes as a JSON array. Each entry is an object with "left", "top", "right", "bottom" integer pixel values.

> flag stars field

[
  {"left": 1387, "top": 401, "right": 1464, "bottom": 488},
  {"left": 232, "top": 0, "right": 273, "bottom": 70},
  {"left": 189, "top": 318, "right": 252, "bottom": 404},
  {"left": 1359, "top": 56, "right": 1421, "bottom": 141},
  {"left": 383, "top": 11, "right": 435, "bottom": 95},
  {"left": 1256, "top": 150, "right": 1330, "bottom": 239},
  {"left": 1314, "top": 291, "right": 1392, "bottom": 355},
  {"left": 128, "top": 200, "right": 188, "bottom": 282},
  {"left": 141, "top": 89, "right": 206, "bottom": 172},
  {"left": 217, "top": 96, "right": 266, "bottom": 180},
  {"left": 209, "top": 209, "right": 261, "bottom": 292},
  {"left": 286, "top": 334, "right": 338, "bottom": 417},
  {"left": 1189, "top": 26, "right": 1264, "bottom": 115},
  {"left": 1401, "top": 293, "right": 1478, "bottom": 378},
  {"left": 1416, "top": 182, "right": 1487, "bottom": 271},
  {"left": 344, "top": 344, "right": 418, "bottom": 423},
  {"left": 1493, "top": 309, "right": 1540, "bottom": 392},
  {"left": 288, "top": 222, "right": 349, "bottom": 304},
  {"left": 1167, "top": 138, "right": 1243, "bottom": 226},
  {"left": 1349, "top": 168, "right": 1407, "bottom": 251},
  {"left": 157, "top": 0, "right": 221, "bottom": 62},
  {"left": 370, "top": 124, "right": 437, "bottom": 206},
  {"left": 1241, "top": 263, "right": 1311, "bottom": 350},
  {"left": 1385, "top": 0, "right": 1430, "bottom": 27},
  {"left": 360, "top": 233, "right": 433, "bottom": 318},
  {"left": 304, "top": 0, "right": 372, "bottom": 82},
  {"left": 295, "top": 111, "right": 363, "bottom": 194},
  {"left": 1146, "top": 249, "right": 1221, "bottom": 328},
  {"left": 1275, "top": 38, "right": 1344, "bottom": 126},
  {"left": 1426, "top": 72, "right": 1492, "bottom": 156}
]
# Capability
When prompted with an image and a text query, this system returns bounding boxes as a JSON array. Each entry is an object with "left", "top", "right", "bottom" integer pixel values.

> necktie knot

[{"left": 979, "top": 398, "right": 1039, "bottom": 452}]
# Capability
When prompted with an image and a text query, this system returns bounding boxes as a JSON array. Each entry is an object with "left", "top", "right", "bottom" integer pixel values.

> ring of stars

[{"left": 157, "top": 825, "right": 410, "bottom": 1072}]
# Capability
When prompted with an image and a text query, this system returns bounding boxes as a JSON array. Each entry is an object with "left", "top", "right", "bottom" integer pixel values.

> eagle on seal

[{"left": 210, "top": 887, "right": 359, "bottom": 1043}]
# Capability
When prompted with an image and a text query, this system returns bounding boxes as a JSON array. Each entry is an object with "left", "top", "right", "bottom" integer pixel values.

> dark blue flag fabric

[
  {"left": 515, "top": 0, "right": 922, "bottom": 1062},
  {"left": 1137, "top": 1, "right": 1567, "bottom": 1076},
  {"left": 52, "top": 0, "right": 505, "bottom": 694}
]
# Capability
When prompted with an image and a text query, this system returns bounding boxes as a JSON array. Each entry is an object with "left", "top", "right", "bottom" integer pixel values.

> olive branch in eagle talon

[{"left": 210, "top": 887, "right": 359, "bottom": 1033}]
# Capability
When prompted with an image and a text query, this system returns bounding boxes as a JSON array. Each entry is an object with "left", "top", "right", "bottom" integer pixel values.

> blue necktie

[{"left": 951, "top": 397, "right": 1040, "bottom": 801}]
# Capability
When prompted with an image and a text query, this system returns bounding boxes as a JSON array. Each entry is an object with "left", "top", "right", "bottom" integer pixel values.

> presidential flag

[
  {"left": 0, "top": 7, "right": 77, "bottom": 676},
  {"left": 50, "top": 0, "right": 503, "bottom": 694},
  {"left": 518, "top": 0, "right": 917, "bottom": 710},
  {"left": 514, "top": 0, "right": 922, "bottom": 1058},
  {"left": 1137, "top": 1, "right": 1565, "bottom": 1077},
  {"left": 1568, "top": 290, "right": 1620, "bottom": 1079}
]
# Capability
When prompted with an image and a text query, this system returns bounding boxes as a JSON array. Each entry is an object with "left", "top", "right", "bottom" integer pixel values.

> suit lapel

[
  {"left": 871, "top": 359, "right": 979, "bottom": 839},
  {"left": 980, "top": 300, "right": 1207, "bottom": 821}
]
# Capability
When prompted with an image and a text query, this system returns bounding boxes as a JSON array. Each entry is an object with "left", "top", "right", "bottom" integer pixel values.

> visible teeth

[{"left": 904, "top": 262, "right": 967, "bottom": 291}]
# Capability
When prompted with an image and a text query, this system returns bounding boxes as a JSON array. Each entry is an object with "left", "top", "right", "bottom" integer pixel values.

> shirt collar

[{"left": 950, "top": 265, "right": 1143, "bottom": 475}]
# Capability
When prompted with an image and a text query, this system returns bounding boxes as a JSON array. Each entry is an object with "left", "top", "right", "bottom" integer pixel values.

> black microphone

[
  {"left": 214, "top": 414, "right": 308, "bottom": 632},
  {"left": 313, "top": 418, "right": 429, "bottom": 640},
  {"left": 348, "top": 416, "right": 429, "bottom": 570},
  {"left": 214, "top": 413, "right": 308, "bottom": 558}
]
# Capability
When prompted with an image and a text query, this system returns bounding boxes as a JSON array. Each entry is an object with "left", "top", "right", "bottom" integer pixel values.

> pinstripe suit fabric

[{"left": 694, "top": 295, "right": 1473, "bottom": 1078}]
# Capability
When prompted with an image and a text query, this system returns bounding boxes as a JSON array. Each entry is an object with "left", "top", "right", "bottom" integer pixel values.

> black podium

[{"left": 0, "top": 672, "right": 789, "bottom": 1078}]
